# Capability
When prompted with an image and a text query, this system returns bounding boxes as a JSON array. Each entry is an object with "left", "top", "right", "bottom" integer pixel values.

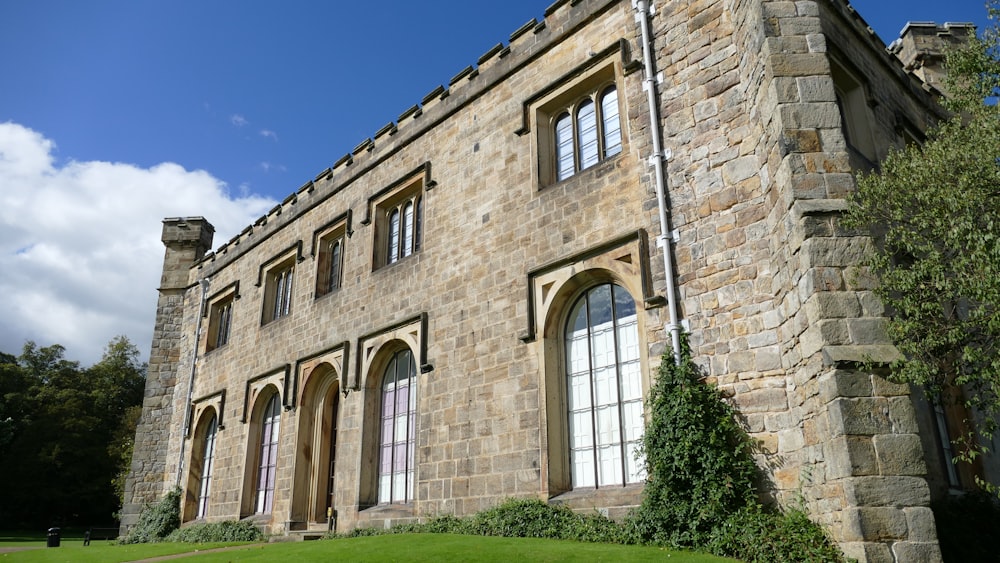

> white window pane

[
  {"left": 572, "top": 449, "right": 595, "bottom": 488},
  {"left": 577, "top": 100, "right": 598, "bottom": 169},
  {"left": 378, "top": 475, "right": 390, "bottom": 503},
  {"left": 388, "top": 209, "right": 400, "bottom": 263},
  {"left": 569, "top": 410, "right": 593, "bottom": 449},
  {"left": 568, "top": 373, "right": 591, "bottom": 410},
  {"left": 601, "top": 87, "right": 622, "bottom": 158},
  {"left": 555, "top": 113, "right": 574, "bottom": 180},
  {"left": 402, "top": 201, "right": 414, "bottom": 257},
  {"left": 393, "top": 472, "right": 406, "bottom": 502},
  {"left": 594, "top": 367, "right": 618, "bottom": 406},
  {"left": 620, "top": 360, "right": 642, "bottom": 402},
  {"left": 597, "top": 445, "right": 622, "bottom": 486},
  {"left": 595, "top": 404, "right": 620, "bottom": 445},
  {"left": 623, "top": 400, "right": 644, "bottom": 441}
]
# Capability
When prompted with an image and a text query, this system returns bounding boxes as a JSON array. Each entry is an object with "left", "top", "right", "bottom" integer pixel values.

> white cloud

[
  {"left": 259, "top": 129, "right": 278, "bottom": 141},
  {"left": 0, "top": 122, "right": 276, "bottom": 365},
  {"left": 230, "top": 114, "right": 249, "bottom": 127}
]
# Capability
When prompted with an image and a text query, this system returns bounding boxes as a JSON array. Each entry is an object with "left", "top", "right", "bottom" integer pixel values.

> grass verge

[{"left": 1, "top": 534, "right": 735, "bottom": 562}]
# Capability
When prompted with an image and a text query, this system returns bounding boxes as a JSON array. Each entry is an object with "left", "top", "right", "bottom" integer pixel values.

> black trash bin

[{"left": 46, "top": 527, "right": 60, "bottom": 548}]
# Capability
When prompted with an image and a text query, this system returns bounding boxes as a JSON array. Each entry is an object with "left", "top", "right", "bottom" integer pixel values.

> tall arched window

[
  {"left": 378, "top": 349, "right": 417, "bottom": 504},
  {"left": 565, "top": 283, "right": 644, "bottom": 488},
  {"left": 196, "top": 413, "right": 218, "bottom": 518},
  {"left": 255, "top": 394, "right": 281, "bottom": 514}
]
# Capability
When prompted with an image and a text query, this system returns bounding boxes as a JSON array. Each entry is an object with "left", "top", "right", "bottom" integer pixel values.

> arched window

[
  {"left": 576, "top": 99, "right": 598, "bottom": 170},
  {"left": 551, "top": 84, "right": 622, "bottom": 182},
  {"left": 255, "top": 394, "right": 281, "bottom": 514},
  {"left": 565, "top": 283, "right": 644, "bottom": 488},
  {"left": 378, "top": 348, "right": 417, "bottom": 504},
  {"left": 402, "top": 200, "right": 414, "bottom": 258},
  {"left": 387, "top": 209, "right": 401, "bottom": 265},
  {"left": 196, "top": 413, "right": 218, "bottom": 518},
  {"left": 600, "top": 87, "right": 621, "bottom": 158}
]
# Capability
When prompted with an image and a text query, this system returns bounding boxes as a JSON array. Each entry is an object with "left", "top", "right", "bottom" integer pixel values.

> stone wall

[
  {"left": 123, "top": 1, "right": 973, "bottom": 559},
  {"left": 120, "top": 218, "right": 214, "bottom": 533}
]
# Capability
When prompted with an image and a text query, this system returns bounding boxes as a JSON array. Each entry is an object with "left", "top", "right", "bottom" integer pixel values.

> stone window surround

[
  {"left": 289, "top": 346, "right": 347, "bottom": 526},
  {"left": 256, "top": 242, "right": 304, "bottom": 325},
  {"left": 238, "top": 366, "right": 288, "bottom": 518},
  {"left": 515, "top": 39, "right": 639, "bottom": 188},
  {"left": 828, "top": 50, "right": 878, "bottom": 167},
  {"left": 361, "top": 163, "right": 435, "bottom": 271},
  {"left": 182, "top": 401, "right": 222, "bottom": 523},
  {"left": 352, "top": 314, "right": 430, "bottom": 511},
  {"left": 311, "top": 211, "right": 353, "bottom": 300},
  {"left": 522, "top": 232, "right": 656, "bottom": 498},
  {"left": 203, "top": 281, "right": 240, "bottom": 354}
]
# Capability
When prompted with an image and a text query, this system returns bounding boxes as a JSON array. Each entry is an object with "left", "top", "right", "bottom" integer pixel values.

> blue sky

[{"left": 0, "top": 0, "right": 992, "bottom": 364}]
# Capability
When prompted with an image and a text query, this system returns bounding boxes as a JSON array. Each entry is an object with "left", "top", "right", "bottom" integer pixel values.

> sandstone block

[
  {"left": 892, "top": 542, "right": 943, "bottom": 563},
  {"left": 842, "top": 476, "right": 930, "bottom": 507},
  {"left": 873, "top": 434, "right": 927, "bottom": 476},
  {"left": 829, "top": 397, "right": 892, "bottom": 436},
  {"left": 843, "top": 507, "right": 909, "bottom": 542},
  {"left": 826, "top": 436, "right": 878, "bottom": 479}
]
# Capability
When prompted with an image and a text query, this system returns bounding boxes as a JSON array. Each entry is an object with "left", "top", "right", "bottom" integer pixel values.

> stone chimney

[{"left": 889, "top": 22, "right": 977, "bottom": 95}]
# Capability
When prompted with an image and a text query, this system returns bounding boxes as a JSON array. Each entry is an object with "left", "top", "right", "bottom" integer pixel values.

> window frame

[
  {"left": 315, "top": 224, "right": 348, "bottom": 299},
  {"left": 259, "top": 245, "right": 302, "bottom": 325},
  {"left": 205, "top": 283, "right": 239, "bottom": 353},
  {"left": 254, "top": 392, "right": 281, "bottom": 515},
  {"left": 196, "top": 412, "right": 218, "bottom": 519},
  {"left": 829, "top": 55, "right": 878, "bottom": 168},
  {"left": 551, "top": 85, "right": 622, "bottom": 182},
  {"left": 376, "top": 348, "right": 417, "bottom": 505},
  {"left": 563, "top": 282, "right": 645, "bottom": 489},
  {"left": 371, "top": 175, "right": 425, "bottom": 269},
  {"left": 529, "top": 56, "right": 626, "bottom": 188}
]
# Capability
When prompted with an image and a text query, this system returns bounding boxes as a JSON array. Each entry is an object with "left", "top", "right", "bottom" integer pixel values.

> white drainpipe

[
  {"left": 176, "top": 277, "right": 210, "bottom": 487},
  {"left": 633, "top": 0, "right": 683, "bottom": 365}
]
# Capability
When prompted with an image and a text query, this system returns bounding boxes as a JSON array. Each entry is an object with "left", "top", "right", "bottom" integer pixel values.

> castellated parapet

[{"left": 122, "top": 1, "right": 989, "bottom": 560}]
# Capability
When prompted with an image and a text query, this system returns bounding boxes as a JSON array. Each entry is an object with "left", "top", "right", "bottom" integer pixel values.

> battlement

[{"left": 194, "top": 0, "right": 621, "bottom": 275}]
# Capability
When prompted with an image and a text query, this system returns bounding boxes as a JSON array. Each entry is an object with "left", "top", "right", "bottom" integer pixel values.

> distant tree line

[{"left": 0, "top": 336, "right": 145, "bottom": 529}]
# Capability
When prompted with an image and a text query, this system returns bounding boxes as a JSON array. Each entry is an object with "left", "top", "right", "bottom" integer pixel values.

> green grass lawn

[{"left": 1, "top": 533, "right": 738, "bottom": 562}]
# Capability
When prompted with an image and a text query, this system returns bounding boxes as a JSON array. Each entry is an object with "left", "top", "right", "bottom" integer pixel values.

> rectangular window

[
  {"left": 206, "top": 296, "right": 234, "bottom": 352},
  {"left": 373, "top": 175, "right": 424, "bottom": 269},
  {"left": 528, "top": 54, "right": 625, "bottom": 187},
  {"left": 830, "top": 56, "right": 877, "bottom": 169},
  {"left": 315, "top": 226, "right": 346, "bottom": 298},
  {"left": 262, "top": 257, "right": 296, "bottom": 324}
]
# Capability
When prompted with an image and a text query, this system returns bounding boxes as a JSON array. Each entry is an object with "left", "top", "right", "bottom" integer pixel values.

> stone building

[{"left": 122, "top": 0, "right": 990, "bottom": 560}]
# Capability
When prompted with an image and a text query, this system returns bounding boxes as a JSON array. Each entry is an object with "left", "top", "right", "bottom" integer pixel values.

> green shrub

[
  {"left": 627, "top": 339, "right": 758, "bottom": 547},
  {"left": 330, "top": 499, "right": 621, "bottom": 544},
  {"left": 708, "top": 508, "right": 846, "bottom": 563},
  {"left": 933, "top": 492, "right": 1000, "bottom": 562},
  {"left": 120, "top": 487, "right": 181, "bottom": 544},
  {"left": 456, "top": 498, "right": 618, "bottom": 542},
  {"left": 165, "top": 519, "right": 265, "bottom": 543}
]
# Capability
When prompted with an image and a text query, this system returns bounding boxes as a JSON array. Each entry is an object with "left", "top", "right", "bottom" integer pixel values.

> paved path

[{"left": 0, "top": 546, "right": 42, "bottom": 553}]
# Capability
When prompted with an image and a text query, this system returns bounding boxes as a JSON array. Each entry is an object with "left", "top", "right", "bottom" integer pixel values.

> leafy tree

[
  {"left": 0, "top": 337, "right": 146, "bottom": 528},
  {"left": 843, "top": 2, "right": 1000, "bottom": 483}
]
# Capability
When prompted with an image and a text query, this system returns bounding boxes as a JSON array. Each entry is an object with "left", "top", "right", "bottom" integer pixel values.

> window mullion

[
  {"left": 610, "top": 286, "right": 628, "bottom": 487},
  {"left": 584, "top": 292, "right": 600, "bottom": 488}
]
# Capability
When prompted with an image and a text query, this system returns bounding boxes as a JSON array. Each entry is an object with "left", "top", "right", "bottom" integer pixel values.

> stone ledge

[{"left": 822, "top": 344, "right": 902, "bottom": 367}]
